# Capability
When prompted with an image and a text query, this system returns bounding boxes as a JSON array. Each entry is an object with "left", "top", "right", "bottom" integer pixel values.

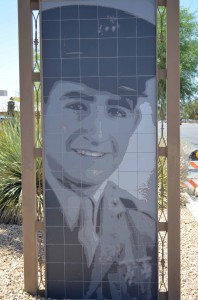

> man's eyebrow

[
  {"left": 61, "top": 91, "right": 94, "bottom": 102},
  {"left": 108, "top": 99, "right": 132, "bottom": 111}
]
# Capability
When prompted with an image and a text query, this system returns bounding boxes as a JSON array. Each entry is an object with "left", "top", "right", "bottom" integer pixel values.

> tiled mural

[{"left": 41, "top": 1, "right": 157, "bottom": 299}]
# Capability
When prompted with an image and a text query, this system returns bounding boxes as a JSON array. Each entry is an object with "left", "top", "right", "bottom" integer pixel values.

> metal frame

[
  {"left": 18, "top": 0, "right": 180, "bottom": 297},
  {"left": 166, "top": 0, "right": 180, "bottom": 299},
  {"left": 18, "top": 0, "right": 39, "bottom": 294}
]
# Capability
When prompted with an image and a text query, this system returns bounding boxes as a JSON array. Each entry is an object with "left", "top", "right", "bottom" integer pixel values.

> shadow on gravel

[{"left": 0, "top": 224, "right": 23, "bottom": 253}]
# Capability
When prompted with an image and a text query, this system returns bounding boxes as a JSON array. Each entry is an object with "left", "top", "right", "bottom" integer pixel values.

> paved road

[
  {"left": 158, "top": 122, "right": 198, "bottom": 148},
  {"left": 180, "top": 123, "right": 198, "bottom": 148}
]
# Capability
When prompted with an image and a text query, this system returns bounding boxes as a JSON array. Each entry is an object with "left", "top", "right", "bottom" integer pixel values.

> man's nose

[{"left": 81, "top": 113, "right": 107, "bottom": 144}]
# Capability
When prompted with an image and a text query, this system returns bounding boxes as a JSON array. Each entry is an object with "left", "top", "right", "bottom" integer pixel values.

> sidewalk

[{"left": 184, "top": 192, "right": 198, "bottom": 222}]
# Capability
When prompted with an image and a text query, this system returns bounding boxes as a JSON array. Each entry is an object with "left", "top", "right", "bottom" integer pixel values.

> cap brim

[{"left": 41, "top": 0, "right": 156, "bottom": 25}]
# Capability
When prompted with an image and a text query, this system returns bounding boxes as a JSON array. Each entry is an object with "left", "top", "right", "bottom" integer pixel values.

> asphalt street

[
  {"left": 180, "top": 123, "right": 198, "bottom": 148},
  {"left": 159, "top": 122, "right": 198, "bottom": 148}
]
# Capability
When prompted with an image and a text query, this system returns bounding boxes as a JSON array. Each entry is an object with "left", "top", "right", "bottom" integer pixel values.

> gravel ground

[{"left": 0, "top": 206, "right": 198, "bottom": 300}]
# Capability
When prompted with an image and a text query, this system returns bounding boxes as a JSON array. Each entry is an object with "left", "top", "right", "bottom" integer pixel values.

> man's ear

[{"left": 130, "top": 107, "right": 142, "bottom": 135}]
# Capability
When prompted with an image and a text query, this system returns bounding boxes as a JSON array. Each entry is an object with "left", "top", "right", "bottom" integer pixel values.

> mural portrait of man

[{"left": 41, "top": 1, "right": 158, "bottom": 299}]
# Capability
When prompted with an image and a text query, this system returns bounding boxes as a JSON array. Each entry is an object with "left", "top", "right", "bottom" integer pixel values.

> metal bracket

[
  {"left": 34, "top": 148, "right": 42, "bottom": 158},
  {"left": 158, "top": 68, "right": 167, "bottom": 80},
  {"left": 36, "top": 221, "right": 44, "bottom": 231},
  {"left": 158, "top": 0, "right": 167, "bottom": 7},
  {"left": 33, "top": 72, "right": 40, "bottom": 82},
  {"left": 159, "top": 291, "right": 168, "bottom": 300},
  {"left": 158, "top": 221, "right": 168, "bottom": 232},
  {"left": 31, "top": 0, "right": 39, "bottom": 10},
  {"left": 158, "top": 146, "right": 168, "bottom": 157}
]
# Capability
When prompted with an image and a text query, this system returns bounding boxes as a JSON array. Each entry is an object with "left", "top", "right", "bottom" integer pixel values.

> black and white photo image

[{"left": 41, "top": 1, "right": 158, "bottom": 299}]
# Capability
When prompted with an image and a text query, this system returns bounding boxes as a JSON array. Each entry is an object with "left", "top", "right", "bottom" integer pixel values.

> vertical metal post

[
  {"left": 18, "top": 0, "right": 38, "bottom": 294},
  {"left": 167, "top": 0, "right": 180, "bottom": 299}
]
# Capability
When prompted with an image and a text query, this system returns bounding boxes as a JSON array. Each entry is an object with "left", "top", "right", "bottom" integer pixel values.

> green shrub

[
  {"left": 0, "top": 117, "right": 22, "bottom": 223},
  {"left": 0, "top": 116, "right": 43, "bottom": 224}
]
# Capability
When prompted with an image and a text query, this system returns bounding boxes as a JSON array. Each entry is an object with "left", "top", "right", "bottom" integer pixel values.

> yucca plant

[
  {"left": 0, "top": 116, "right": 22, "bottom": 223},
  {"left": 0, "top": 115, "right": 43, "bottom": 224}
]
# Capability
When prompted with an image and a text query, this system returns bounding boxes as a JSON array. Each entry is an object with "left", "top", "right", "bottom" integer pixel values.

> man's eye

[
  {"left": 65, "top": 102, "right": 87, "bottom": 112},
  {"left": 108, "top": 107, "right": 127, "bottom": 118}
]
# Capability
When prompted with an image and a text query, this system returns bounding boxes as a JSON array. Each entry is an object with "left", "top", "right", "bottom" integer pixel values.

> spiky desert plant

[
  {"left": 0, "top": 116, "right": 43, "bottom": 224},
  {"left": 0, "top": 116, "right": 22, "bottom": 223},
  {"left": 158, "top": 156, "right": 168, "bottom": 209}
]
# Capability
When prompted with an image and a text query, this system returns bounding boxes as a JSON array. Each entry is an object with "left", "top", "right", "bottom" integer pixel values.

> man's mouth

[{"left": 72, "top": 149, "right": 106, "bottom": 158}]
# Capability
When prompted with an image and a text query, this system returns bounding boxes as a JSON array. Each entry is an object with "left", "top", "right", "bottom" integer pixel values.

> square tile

[
  {"left": 118, "top": 38, "right": 136, "bottom": 57},
  {"left": 137, "top": 57, "right": 156, "bottom": 76},
  {"left": 80, "top": 39, "right": 98, "bottom": 57},
  {"left": 42, "top": 40, "right": 60, "bottom": 58},
  {"left": 43, "top": 59, "right": 61, "bottom": 78},
  {"left": 65, "top": 281, "right": 83, "bottom": 299},
  {"left": 118, "top": 57, "right": 136, "bottom": 76},
  {"left": 137, "top": 18, "right": 156, "bottom": 37},
  {"left": 46, "top": 263, "right": 64, "bottom": 280},
  {"left": 100, "top": 77, "right": 117, "bottom": 94},
  {"left": 119, "top": 171, "right": 137, "bottom": 190},
  {"left": 138, "top": 153, "right": 156, "bottom": 172},
  {"left": 99, "top": 38, "right": 117, "bottom": 57},
  {"left": 45, "top": 208, "right": 63, "bottom": 226},
  {"left": 46, "top": 244, "right": 64, "bottom": 262},
  {"left": 61, "top": 20, "right": 79, "bottom": 39},
  {"left": 138, "top": 134, "right": 156, "bottom": 153},
  {"left": 80, "top": 58, "right": 98, "bottom": 76},
  {"left": 46, "top": 280, "right": 65, "bottom": 299},
  {"left": 65, "top": 263, "right": 83, "bottom": 281},
  {"left": 80, "top": 20, "right": 98, "bottom": 38},
  {"left": 46, "top": 227, "right": 64, "bottom": 244},
  {"left": 42, "top": 20, "right": 60, "bottom": 39},
  {"left": 119, "top": 153, "right": 138, "bottom": 172},
  {"left": 42, "top": 7, "right": 60, "bottom": 20},
  {"left": 137, "top": 37, "right": 156, "bottom": 56},
  {"left": 81, "top": 77, "right": 99, "bottom": 90},
  {"left": 118, "top": 77, "right": 137, "bottom": 96},
  {"left": 99, "top": 58, "right": 117, "bottom": 76},
  {"left": 62, "top": 58, "right": 80, "bottom": 77},
  {"left": 43, "top": 78, "right": 61, "bottom": 97},
  {"left": 45, "top": 189, "right": 60, "bottom": 207},
  {"left": 98, "top": 7, "right": 117, "bottom": 19},
  {"left": 65, "top": 245, "right": 83, "bottom": 263},
  {"left": 61, "top": 39, "right": 79, "bottom": 58},
  {"left": 61, "top": 5, "right": 79, "bottom": 20},
  {"left": 99, "top": 18, "right": 118, "bottom": 38},
  {"left": 79, "top": 5, "right": 97, "bottom": 19},
  {"left": 118, "top": 18, "right": 136, "bottom": 37}
]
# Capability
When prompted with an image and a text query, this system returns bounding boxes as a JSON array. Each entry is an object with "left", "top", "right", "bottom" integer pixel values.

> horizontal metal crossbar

[
  {"left": 31, "top": 0, "right": 39, "bottom": 10},
  {"left": 158, "top": 221, "right": 168, "bottom": 232},
  {"left": 36, "top": 221, "right": 44, "bottom": 231},
  {"left": 34, "top": 148, "right": 42, "bottom": 157},
  {"left": 158, "top": 0, "right": 167, "bottom": 7},
  {"left": 158, "top": 68, "right": 167, "bottom": 80},
  {"left": 33, "top": 72, "right": 40, "bottom": 82},
  {"left": 158, "top": 146, "right": 168, "bottom": 157},
  {"left": 159, "top": 291, "right": 168, "bottom": 300}
]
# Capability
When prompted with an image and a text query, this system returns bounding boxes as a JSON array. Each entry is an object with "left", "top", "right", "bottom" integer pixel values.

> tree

[
  {"left": 181, "top": 99, "right": 198, "bottom": 120},
  {"left": 158, "top": 7, "right": 198, "bottom": 104}
]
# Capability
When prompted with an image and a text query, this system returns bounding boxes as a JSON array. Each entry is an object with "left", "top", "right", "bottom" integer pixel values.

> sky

[{"left": 0, "top": 0, "right": 197, "bottom": 97}]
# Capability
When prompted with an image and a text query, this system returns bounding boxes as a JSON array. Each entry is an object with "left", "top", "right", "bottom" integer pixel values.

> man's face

[{"left": 45, "top": 80, "right": 140, "bottom": 186}]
